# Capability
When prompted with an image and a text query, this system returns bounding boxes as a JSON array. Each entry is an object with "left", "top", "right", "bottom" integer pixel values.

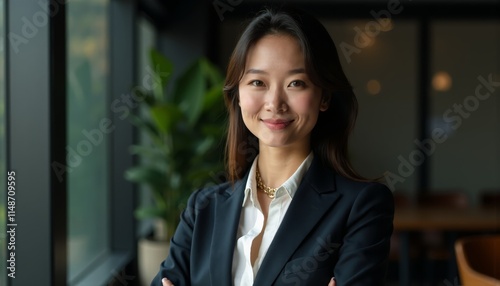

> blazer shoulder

[
  {"left": 335, "top": 174, "right": 393, "bottom": 200},
  {"left": 188, "top": 179, "right": 243, "bottom": 206},
  {"left": 196, "top": 180, "right": 232, "bottom": 195}
]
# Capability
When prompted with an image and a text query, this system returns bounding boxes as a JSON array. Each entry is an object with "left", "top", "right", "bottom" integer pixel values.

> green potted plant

[{"left": 125, "top": 49, "right": 225, "bottom": 285}]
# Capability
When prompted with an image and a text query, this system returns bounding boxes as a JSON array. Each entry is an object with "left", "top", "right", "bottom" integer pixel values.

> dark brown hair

[{"left": 223, "top": 7, "right": 367, "bottom": 183}]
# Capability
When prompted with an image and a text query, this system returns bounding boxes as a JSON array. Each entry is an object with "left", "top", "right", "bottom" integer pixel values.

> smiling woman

[{"left": 151, "top": 6, "right": 394, "bottom": 286}]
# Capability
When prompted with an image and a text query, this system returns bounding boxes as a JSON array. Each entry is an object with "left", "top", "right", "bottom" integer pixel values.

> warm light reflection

[
  {"left": 379, "top": 19, "right": 394, "bottom": 32},
  {"left": 432, "top": 71, "right": 452, "bottom": 92},
  {"left": 363, "top": 36, "right": 376, "bottom": 47},
  {"left": 367, "top": 79, "right": 381, "bottom": 95}
]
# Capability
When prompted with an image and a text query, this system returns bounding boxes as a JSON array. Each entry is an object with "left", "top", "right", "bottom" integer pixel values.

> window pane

[
  {"left": 0, "top": 0, "right": 6, "bottom": 284},
  {"left": 323, "top": 19, "right": 419, "bottom": 194},
  {"left": 67, "top": 0, "right": 110, "bottom": 282},
  {"left": 138, "top": 17, "right": 157, "bottom": 81},
  {"left": 430, "top": 21, "right": 500, "bottom": 204}
]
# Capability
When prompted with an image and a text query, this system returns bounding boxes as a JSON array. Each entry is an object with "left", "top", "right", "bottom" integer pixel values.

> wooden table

[{"left": 394, "top": 207, "right": 500, "bottom": 286}]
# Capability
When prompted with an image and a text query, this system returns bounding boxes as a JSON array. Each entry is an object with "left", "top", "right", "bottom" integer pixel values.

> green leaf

[
  {"left": 132, "top": 88, "right": 155, "bottom": 107},
  {"left": 129, "top": 144, "right": 166, "bottom": 159},
  {"left": 150, "top": 103, "right": 183, "bottom": 134},
  {"left": 203, "top": 81, "right": 224, "bottom": 111},
  {"left": 172, "top": 60, "right": 205, "bottom": 125},
  {"left": 195, "top": 137, "right": 215, "bottom": 155},
  {"left": 134, "top": 206, "right": 166, "bottom": 220},
  {"left": 200, "top": 57, "right": 224, "bottom": 85},
  {"left": 128, "top": 114, "right": 162, "bottom": 144},
  {"left": 202, "top": 124, "right": 225, "bottom": 137},
  {"left": 125, "top": 166, "right": 167, "bottom": 193},
  {"left": 150, "top": 49, "right": 174, "bottom": 101}
]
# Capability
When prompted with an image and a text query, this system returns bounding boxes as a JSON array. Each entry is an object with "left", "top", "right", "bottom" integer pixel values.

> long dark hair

[{"left": 223, "top": 7, "right": 367, "bottom": 183}]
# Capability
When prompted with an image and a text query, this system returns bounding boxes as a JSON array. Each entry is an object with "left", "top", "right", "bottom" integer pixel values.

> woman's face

[{"left": 238, "top": 34, "right": 327, "bottom": 151}]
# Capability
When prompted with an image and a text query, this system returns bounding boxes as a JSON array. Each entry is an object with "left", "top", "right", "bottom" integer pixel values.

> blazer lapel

[
  {"left": 209, "top": 174, "right": 247, "bottom": 286},
  {"left": 253, "top": 158, "right": 342, "bottom": 285}
]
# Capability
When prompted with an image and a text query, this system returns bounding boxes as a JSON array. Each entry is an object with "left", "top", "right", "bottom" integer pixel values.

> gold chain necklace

[{"left": 256, "top": 168, "right": 278, "bottom": 199}]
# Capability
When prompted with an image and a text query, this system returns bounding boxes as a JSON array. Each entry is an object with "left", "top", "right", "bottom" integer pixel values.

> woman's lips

[{"left": 261, "top": 119, "right": 293, "bottom": 130}]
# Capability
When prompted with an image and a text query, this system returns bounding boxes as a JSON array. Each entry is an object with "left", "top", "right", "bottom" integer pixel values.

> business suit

[{"left": 151, "top": 156, "right": 394, "bottom": 285}]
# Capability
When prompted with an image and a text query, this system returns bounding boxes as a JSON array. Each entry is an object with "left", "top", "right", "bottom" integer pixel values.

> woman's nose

[{"left": 265, "top": 87, "right": 288, "bottom": 113}]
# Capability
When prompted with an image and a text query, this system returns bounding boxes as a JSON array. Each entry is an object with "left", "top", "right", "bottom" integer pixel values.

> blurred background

[{"left": 1, "top": 0, "right": 499, "bottom": 285}]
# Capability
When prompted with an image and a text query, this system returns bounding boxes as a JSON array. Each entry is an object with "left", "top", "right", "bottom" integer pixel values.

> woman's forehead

[{"left": 243, "top": 35, "right": 305, "bottom": 74}]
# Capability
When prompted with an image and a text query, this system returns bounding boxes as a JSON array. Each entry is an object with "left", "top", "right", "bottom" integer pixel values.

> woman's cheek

[
  {"left": 239, "top": 94, "right": 262, "bottom": 114},
  {"left": 292, "top": 93, "right": 321, "bottom": 113}
]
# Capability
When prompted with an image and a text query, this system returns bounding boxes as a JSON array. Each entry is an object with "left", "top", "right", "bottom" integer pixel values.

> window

[
  {"left": 429, "top": 21, "right": 500, "bottom": 203},
  {"left": 323, "top": 19, "right": 419, "bottom": 193},
  {"left": 138, "top": 16, "right": 157, "bottom": 81},
  {"left": 67, "top": 0, "right": 110, "bottom": 282},
  {"left": 5, "top": 1, "right": 135, "bottom": 285}
]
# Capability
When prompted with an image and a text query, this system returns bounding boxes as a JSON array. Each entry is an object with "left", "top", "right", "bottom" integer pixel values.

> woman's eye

[
  {"left": 250, "top": 80, "right": 264, "bottom": 87},
  {"left": 289, "top": 80, "right": 305, "bottom": 87}
]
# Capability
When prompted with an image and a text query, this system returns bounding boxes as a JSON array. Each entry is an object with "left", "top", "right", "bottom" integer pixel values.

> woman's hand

[
  {"left": 328, "top": 277, "right": 336, "bottom": 286},
  {"left": 162, "top": 278, "right": 174, "bottom": 286}
]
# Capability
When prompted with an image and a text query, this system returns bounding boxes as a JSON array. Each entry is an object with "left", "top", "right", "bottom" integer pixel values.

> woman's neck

[{"left": 257, "top": 145, "right": 311, "bottom": 188}]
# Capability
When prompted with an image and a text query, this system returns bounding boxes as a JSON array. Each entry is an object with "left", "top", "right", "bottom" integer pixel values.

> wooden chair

[
  {"left": 418, "top": 191, "right": 470, "bottom": 283},
  {"left": 480, "top": 189, "right": 500, "bottom": 209},
  {"left": 418, "top": 191, "right": 469, "bottom": 256},
  {"left": 418, "top": 191, "right": 469, "bottom": 209},
  {"left": 390, "top": 192, "right": 415, "bottom": 260},
  {"left": 455, "top": 235, "right": 500, "bottom": 285}
]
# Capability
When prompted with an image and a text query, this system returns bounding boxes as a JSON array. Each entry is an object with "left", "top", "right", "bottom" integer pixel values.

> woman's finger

[
  {"left": 162, "top": 277, "right": 174, "bottom": 286},
  {"left": 328, "top": 277, "right": 336, "bottom": 286}
]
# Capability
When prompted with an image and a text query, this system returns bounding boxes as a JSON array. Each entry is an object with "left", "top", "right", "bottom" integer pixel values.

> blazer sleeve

[
  {"left": 150, "top": 189, "right": 200, "bottom": 286},
  {"left": 334, "top": 183, "right": 394, "bottom": 285}
]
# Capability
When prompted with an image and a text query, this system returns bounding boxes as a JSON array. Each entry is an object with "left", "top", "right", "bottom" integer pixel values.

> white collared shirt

[{"left": 231, "top": 152, "right": 314, "bottom": 286}]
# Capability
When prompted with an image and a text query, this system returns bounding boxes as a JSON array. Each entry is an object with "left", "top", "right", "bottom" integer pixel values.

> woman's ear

[{"left": 320, "top": 93, "right": 331, "bottom": 111}]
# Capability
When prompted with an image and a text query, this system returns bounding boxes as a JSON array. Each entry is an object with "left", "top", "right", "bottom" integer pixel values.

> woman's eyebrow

[
  {"left": 244, "top": 68, "right": 306, "bottom": 75},
  {"left": 245, "top": 68, "right": 267, "bottom": 75},
  {"left": 287, "top": 68, "right": 306, "bottom": 75}
]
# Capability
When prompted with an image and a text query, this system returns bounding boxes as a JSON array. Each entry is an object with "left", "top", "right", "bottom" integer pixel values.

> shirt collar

[{"left": 242, "top": 152, "right": 314, "bottom": 206}]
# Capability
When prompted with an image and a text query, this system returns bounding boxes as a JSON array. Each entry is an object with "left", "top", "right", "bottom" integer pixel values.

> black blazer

[{"left": 151, "top": 157, "right": 394, "bottom": 285}]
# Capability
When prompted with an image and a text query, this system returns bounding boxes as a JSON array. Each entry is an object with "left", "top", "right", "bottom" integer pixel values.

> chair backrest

[
  {"left": 455, "top": 235, "right": 500, "bottom": 286},
  {"left": 418, "top": 191, "right": 469, "bottom": 209},
  {"left": 393, "top": 192, "right": 412, "bottom": 208},
  {"left": 480, "top": 189, "right": 500, "bottom": 209}
]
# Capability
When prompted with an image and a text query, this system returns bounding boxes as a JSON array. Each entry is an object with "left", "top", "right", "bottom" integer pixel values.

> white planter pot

[{"left": 138, "top": 238, "right": 170, "bottom": 286}]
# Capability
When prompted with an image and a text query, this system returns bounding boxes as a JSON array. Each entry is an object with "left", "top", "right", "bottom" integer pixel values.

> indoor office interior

[{"left": 1, "top": 0, "right": 499, "bottom": 285}]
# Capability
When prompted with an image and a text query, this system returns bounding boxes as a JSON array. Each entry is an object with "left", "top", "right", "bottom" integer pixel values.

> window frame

[
  {"left": 7, "top": 0, "right": 65, "bottom": 285},
  {"left": 6, "top": 0, "right": 138, "bottom": 285}
]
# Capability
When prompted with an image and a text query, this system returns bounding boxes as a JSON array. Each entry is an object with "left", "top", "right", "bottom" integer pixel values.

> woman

[{"left": 153, "top": 7, "right": 394, "bottom": 286}]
